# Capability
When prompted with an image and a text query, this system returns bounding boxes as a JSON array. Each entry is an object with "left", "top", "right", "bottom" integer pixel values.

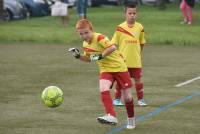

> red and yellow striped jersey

[
  {"left": 111, "top": 21, "right": 146, "bottom": 68},
  {"left": 83, "top": 32, "right": 127, "bottom": 73}
]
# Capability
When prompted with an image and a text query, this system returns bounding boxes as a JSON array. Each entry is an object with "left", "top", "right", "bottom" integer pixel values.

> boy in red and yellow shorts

[
  {"left": 68, "top": 19, "right": 136, "bottom": 129},
  {"left": 111, "top": 3, "right": 147, "bottom": 106}
]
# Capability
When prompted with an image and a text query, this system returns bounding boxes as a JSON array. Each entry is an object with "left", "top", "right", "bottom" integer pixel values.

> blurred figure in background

[
  {"left": 76, "top": 0, "right": 88, "bottom": 19},
  {"left": 180, "top": 0, "right": 195, "bottom": 25},
  {"left": 61, "top": 0, "right": 70, "bottom": 27},
  {"left": 51, "top": 0, "right": 69, "bottom": 27}
]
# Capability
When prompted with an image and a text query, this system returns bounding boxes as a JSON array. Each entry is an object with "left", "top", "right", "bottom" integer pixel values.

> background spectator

[{"left": 76, "top": 0, "right": 88, "bottom": 19}]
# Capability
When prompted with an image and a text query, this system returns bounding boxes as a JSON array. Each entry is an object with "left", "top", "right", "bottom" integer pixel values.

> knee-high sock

[
  {"left": 135, "top": 83, "right": 144, "bottom": 100},
  {"left": 125, "top": 98, "right": 134, "bottom": 118},
  {"left": 101, "top": 91, "right": 116, "bottom": 117}
]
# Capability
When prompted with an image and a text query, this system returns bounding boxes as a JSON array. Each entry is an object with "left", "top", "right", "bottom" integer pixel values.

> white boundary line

[{"left": 175, "top": 76, "right": 200, "bottom": 87}]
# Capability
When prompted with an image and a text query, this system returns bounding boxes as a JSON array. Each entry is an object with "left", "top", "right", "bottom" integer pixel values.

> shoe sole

[
  {"left": 97, "top": 118, "right": 117, "bottom": 125},
  {"left": 127, "top": 126, "right": 136, "bottom": 129},
  {"left": 138, "top": 104, "right": 147, "bottom": 107}
]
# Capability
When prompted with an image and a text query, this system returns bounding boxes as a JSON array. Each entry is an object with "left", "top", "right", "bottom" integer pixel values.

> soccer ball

[{"left": 41, "top": 86, "right": 64, "bottom": 108}]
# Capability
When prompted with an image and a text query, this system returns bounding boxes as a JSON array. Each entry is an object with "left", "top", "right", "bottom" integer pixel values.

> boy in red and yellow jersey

[
  {"left": 111, "top": 3, "right": 147, "bottom": 106},
  {"left": 68, "top": 19, "right": 136, "bottom": 129}
]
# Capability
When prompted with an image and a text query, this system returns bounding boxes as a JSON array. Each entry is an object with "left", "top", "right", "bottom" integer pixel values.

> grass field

[
  {"left": 0, "top": 43, "right": 199, "bottom": 134},
  {"left": 0, "top": 4, "right": 200, "bottom": 45},
  {"left": 0, "top": 2, "right": 200, "bottom": 134}
]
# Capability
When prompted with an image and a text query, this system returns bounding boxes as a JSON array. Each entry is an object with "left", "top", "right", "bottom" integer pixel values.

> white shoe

[
  {"left": 97, "top": 114, "right": 118, "bottom": 125},
  {"left": 113, "top": 99, "right": 124, "bottom": 106},
  {"left": 127, "top": 117, "right": 136, "bottom": 129},
  {"left": 180, "top": 19, "right": 187, "bottom": 24},
  {"left": 138, "top": 99, "right": 147, "bottom": 106},
  {"left": 187, "top": 21, "right": 192, "bottom": 25}
]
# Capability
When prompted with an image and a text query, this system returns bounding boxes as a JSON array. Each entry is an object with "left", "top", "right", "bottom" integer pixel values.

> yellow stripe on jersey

[
  {"left": 83, "top": 32, "right": 127, "bottom": 73},
  {"left": 111, "top": 21, "right": 146, "bottom": 68}
]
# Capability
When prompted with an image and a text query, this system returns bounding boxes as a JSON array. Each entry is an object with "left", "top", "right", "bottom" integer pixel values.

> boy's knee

[
  {"left": 100, "top": 79, "right": 112, "bottom": 92},
  {"left": 123, "top": 90, "right": 133, "bottom": 102},
  {"left": 124, "top": 97, "right": 133, "bottom": 103}
]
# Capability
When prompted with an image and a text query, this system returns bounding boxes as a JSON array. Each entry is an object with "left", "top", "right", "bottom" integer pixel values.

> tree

[{"left": 0, "top": 0, "right": 3, "bottom": 22}]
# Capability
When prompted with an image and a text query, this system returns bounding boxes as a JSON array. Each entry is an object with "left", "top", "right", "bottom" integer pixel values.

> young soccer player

[
  {"left": 68, "top": 19, "right": 136, "bottom": 129},
  {"left": 111, "top": 3, "right": 147, "bottom": 106}
]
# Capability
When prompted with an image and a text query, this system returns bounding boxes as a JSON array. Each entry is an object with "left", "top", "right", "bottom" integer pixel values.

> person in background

[
  {"left": 76, "top": 0, "right": 88, "bottom": 19},
  {"left": 111, "top": 3, "right": 147, "bottom": 106},
  {"left": 180, "top": 0, "right": 195, "bottom": 25},
  {"left": 60, "top": 0, "right": 70, "bottom": 27},
  {"left": 51, "top": 0, "right": 69, "bottom": 27}
]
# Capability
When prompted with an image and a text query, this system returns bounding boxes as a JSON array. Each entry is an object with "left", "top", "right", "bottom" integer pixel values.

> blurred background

[{"left": 0, "top": 0, "right": 199, "bottom": 21}]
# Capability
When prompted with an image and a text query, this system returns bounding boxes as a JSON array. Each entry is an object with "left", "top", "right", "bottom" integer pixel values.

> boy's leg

[
  {"left": 121, "top": 88, "right": 134, "bottom": 118},
  {"left": 129, "top": 68, "right": 147, "bottom": 106},
  {"left": 115, "top": 72, "right": 135, "bottom": 129},
  {"left": 97, "top": 73, "right": 118, "bottom": 125},
  {"left": 114, "top": 83, "right": 121, "bottom": 99},
  {"left": 135, "top": 79, "right": 143, "bottom": 100},
  {"left": 113, "top": 83, "right": 124, "bottom": 106},
  {"left": 121, "top": 88, "right": 136, "bottom": 129}
]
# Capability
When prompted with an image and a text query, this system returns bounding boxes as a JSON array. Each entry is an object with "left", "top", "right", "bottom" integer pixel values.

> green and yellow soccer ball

[{"left": 41, "top": 86, "right": 64, "bottom": 108}]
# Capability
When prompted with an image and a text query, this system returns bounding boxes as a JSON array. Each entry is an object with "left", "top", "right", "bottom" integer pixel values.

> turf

[
  {"left": 0, "top": 44, "right": 199, "bottom": 134},
  {"left": 0, "top": 4, "right": 200, "bottom": 45}
]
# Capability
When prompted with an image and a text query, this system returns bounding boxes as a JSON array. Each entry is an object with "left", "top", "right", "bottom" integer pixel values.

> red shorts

[
  {"left": 100, "top": 72, "right": 132, "bottom": 90},
  {"left": 128, "top": 68, "right": 142, "bottom": 79}
]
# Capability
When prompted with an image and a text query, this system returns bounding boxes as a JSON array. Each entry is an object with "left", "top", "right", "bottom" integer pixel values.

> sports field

[
  {"left": 0, "top": 44, "right": 199, "bottom": 134},
  {"left": 0, "top": 3, "right": 200, "bottom": 134}
]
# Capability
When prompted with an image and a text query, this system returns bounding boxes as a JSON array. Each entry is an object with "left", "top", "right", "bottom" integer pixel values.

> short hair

[
  {"left": 124, "top": 2, "right": 137, "bottom": 12},
  {"left": 76, "top": 19, "right": 94, "bottom": 31}
]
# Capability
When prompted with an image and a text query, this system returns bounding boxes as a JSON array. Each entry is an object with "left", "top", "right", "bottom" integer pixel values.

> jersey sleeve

[
  {"left": 82, "top": 43, "right": 90, "bottom": 58},
  {"left": 139, "top": 26, "right": 146, "bottom": 45},
  {"left": 97, "top": 34, "right": 113, "bottom": 48}
]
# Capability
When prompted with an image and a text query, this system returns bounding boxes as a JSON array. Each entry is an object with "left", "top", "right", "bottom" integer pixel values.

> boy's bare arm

[
  {"left": 102, "top": 45, "right": 117, "bottom": 58},
  {"left": 90, "top": 45, "right": 117, "bottom": 62},
  {"left": 79, "top": 55, "right": 90, "bottom": 62}
]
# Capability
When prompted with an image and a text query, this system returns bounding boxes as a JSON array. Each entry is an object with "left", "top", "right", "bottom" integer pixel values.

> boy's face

[
  {"left": 77, "top": 28, "right": 93, "bottom": 43},
  {"left": 125, "top": 7, "right": 137, "bottom": 23}
]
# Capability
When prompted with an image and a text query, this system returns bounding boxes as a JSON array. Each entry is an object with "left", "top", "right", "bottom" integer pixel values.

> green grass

[
  {"left": 0, "top": 4, "right": 200, "bottom": 45},
  {"left": 0, "top": 43, "right": 200, "bottom": 134}
]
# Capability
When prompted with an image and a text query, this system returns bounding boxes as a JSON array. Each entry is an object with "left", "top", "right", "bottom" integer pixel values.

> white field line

[{"left": 175, "top": 76, "right": 200, "bottom": 87}]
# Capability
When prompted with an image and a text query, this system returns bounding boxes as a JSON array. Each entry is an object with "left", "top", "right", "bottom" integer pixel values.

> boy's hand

[
  {"left": 90, "top": 54, "right": 103, "bottom": 61},
  {"left": 68, "top": 48, "right": 80, "bottom": 59}
]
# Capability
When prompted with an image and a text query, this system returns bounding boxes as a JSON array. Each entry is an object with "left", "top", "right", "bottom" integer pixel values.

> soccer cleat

[
  {"left": 97, "top": 114, "right": 118, "bottom": 125},
  {"left": 113, "top": 99, "right": 124, "bottom": 106},
  {"left": 138, "top": 99, "right": 147, "bottom": 106},
  {"left": 127, "top": 117, "right": 136, "bottom": 129}
]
